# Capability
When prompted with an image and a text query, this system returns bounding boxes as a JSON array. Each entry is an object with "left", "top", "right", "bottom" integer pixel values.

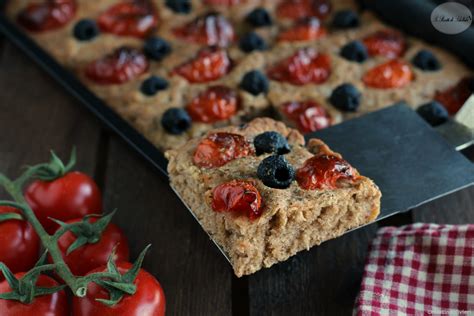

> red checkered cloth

[{"left": 354, "top": 223, "right": 474, "bottom": 315}]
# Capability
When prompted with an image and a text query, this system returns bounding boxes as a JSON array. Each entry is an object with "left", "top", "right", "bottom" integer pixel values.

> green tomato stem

[{"left": 0, "top": 173, "right": 86, "bottom": 297}]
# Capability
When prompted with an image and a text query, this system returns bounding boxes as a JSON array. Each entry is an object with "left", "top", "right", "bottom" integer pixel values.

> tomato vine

[{"left": 0, "top": 150, "right": 149, "bottom": 305}]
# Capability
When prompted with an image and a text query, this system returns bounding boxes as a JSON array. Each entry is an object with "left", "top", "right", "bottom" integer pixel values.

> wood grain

[
  {"left": 102, "top": 139, "right": 233, "bottom": 316},
  {"left": 248, "top": 225, "right": 378, "bottom": 316},
  {"left": 0, "top": 40, "right": 101, "bottom": 191}
]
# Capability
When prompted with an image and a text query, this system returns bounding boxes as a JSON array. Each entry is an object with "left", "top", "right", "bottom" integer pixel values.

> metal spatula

[
  {"left": 174, "top": 103, "right": 474, "bottom": 263},
  {"left": 309, "top": 103, "right": 474, "bottom": 221}
]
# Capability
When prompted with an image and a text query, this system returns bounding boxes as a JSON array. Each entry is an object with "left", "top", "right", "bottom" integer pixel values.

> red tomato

[
  {"left": 172, "top": 47, "right": 232, "bottom": 83},
  {"left": 172, "top": 12, "right": 235, "bottom": 47},
  {"left": 85, "top": 47, "right": 149, "bottom": 85},
  {"left": 211, "top": 180, "right": 263, "bottom": 220},
  {"left": 0, "top": 273, "right": 69, "bottom": 315},
  {"left": 281, "top": 100, "right": 332, "bottom": 133},
  {"left": 97, "top": 1, "right": 158, "bottom": 38},
  {"left": 363, "top": 60, "right": 413, "bottom": 89},
  {"left": 0, "top": 206, "right": 40, "bottom": 278},
  {"left": 193, "top": 132, "right": 254, "bottom": 168},
  {"left": 278, "top": 17, "right": 327, "bottom": 42},
  {"left": 276, "top": 0, "right": 332, "bottom": 21},
  {"left": 267, "top": 48, "right": 331, "bottom": 86},
  {"left": 296, "top": 154, "right": 356, "bottom": 190},
  {"left": 187, "top": 86, "right": 239, "bottom": 123},
  {"left": 72, "top": 262, "right": 165, "bottom": 316},
  {"left": 49, "top": 217, "right": 129, "bottom": 277},
  {"left": 363, "top": 29, "right": 406, "bottom": 59},
  {"left": 17, "top": 0, "right": 76, "bottom": 32},
  {"left": 435, "top": 77, "right": 474, "bottom": 114},
  {"left": 25, "top": 171, "right": 102, "bottom": 234}
]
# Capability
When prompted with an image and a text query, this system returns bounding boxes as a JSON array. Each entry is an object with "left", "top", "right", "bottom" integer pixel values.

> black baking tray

[
  {"left": 0, "top": 1, "right": 169, "bottom": 176},
  {"left": 0, "top": 1, "right": 472, "bottom": 221}
]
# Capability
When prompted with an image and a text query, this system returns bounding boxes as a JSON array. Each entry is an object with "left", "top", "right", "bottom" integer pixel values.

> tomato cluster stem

[
  {"left": 0, "top": 151, "right": 149, "bottom": 305},
  {"left": 0, "top": 173, "right": 86, "bottom": 297}
]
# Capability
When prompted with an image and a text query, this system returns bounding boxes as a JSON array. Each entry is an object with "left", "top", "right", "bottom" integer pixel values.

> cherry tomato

[
  {"left": 267, "top": 48, "right": 331, "bottom": 85},
  {"left": 187, "top": 86, "right": 239, "bottom": 123},
  {"left": 97, "top": 1, "right": 158, "bottom": 38},
  {"left": 72, "top": 262, "right": 166, "bottom": 316},
  {"left": 0, "top": 273, "right": 69, "bottom": 315},
  {"left": 281, "top": 100, "right": 332, "bottom": 133},
  {"left": 296, "top": 154, "right": 355, "bottom": 190},
  {"left": 172, "top": 48, "right": 232, "bottom": 83},
  {"left": 49, "top": 217, "right": 129, "bottom": 277},
  {"left": 85, "top": 47, "right": 149, "bottom": 85},
  {"left": 211, "top": 180, "right": 263, "bottom": 220},
  {"left": 0, "top": 206, "right": 40, "bottom": 278},
  {"left": 363, "top": 60, "right": 413, "bottom": 89},
  {"left": 25, "top": 171, "right": 102, "bottom": 234},
  {"left": 17, "top": 0, "right": 76, "bottom": 32},
  {"left": 193, "top": 132, "right": 254, "bottom": 168}
]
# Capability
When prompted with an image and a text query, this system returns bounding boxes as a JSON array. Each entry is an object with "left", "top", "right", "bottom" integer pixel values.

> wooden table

[{"left": 1, "top": 37, "right": 473, "bottom": 316}]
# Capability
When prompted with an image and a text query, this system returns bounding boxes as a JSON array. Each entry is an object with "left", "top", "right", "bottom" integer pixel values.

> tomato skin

[
  {"left": 72, "top": 262, "right": 165, "bottom": 316},
  {"left": 281, "top": 100, "right": 332, "bottom": 133},
  {"left": 172, "top": 48, "right": 232, "bottom": 83},
  {"left": 17, "top": 0, "right": 76, "bottom": 32},
  {"left": 435, "top": 77, "right": 474, "bottom": 114},
  {"left": 0, "top": 273, "right": 69, "bottom": 316},
  {"left": 25, "top": 171, "right": 102, "bottom": 234},
  {"left": 267, "top": 48, "right": 331, "bottom": 86},
  {"left": 363, "top": 29, "right": 406, "bottom": 58},
  {"left": 85, "top": 47, "right": 149, "bottom": 85},
  {"left": 296, "top": 154, "right": 355, "bottom": 190},
  {"left": 97, "top": 1, "right": 158, "bottom": 38},
  {"left": 363, "top": 60, "right": 413, "bottom": 89},
  {"left": 187, "top": 86, "right": 239, "bottom": 123},
  {"left": 49, "top": 218, "right": 129, "bottom": 277},
  {"left": 211, "top": 180, "right": 263, "bottom": 220},
  {"left": 0, "top": 206, "right": 40, "bottom": 278},
  {"left": 193, "top": 132, "right": 254, "bottom": 168}
]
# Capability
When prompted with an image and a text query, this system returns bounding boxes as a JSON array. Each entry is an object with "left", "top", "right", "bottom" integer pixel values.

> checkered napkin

[{"left": 354, "top": 223, "right": 474, "bottom": 315}]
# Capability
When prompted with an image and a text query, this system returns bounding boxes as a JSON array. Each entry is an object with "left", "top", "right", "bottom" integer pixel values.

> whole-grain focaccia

[
  {"left": 166, "top": 118, "right": 381, "bottom": 276},
  {"left": 8, "top": 0, "right": 473, "bottom": 151}
]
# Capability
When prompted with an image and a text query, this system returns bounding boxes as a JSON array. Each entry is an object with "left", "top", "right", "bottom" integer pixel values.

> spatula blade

[{"left": 308, "top": 104, "right": 474, "bottom": 219}]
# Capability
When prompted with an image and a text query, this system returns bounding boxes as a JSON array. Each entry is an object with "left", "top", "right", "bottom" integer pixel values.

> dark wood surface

[{"left": 0, "top": 37, "right": 473, "bottom": 316}]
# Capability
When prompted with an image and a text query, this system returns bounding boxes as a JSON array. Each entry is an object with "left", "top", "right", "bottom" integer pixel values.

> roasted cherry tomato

[
  {"left": 187, "top": 86, "right": 239, "bottom": 123},
  {"left": 49, "top": 217, "right": 129, "bottom": 277},
  {"left": 276, "top": 0, "right": 331, "bottom": 20},
  {"left": 435, "top": 77, "right": 474, "bottom": 114},
  {"left": 17, "top": 0, "right": 76, "bottom": 32},
  {"left": 296, "top": 154, "right": 355, "bottom": 190},
  {"left": 25, "top": 171, "right": 102, "bottom": 234},
  {"left": 278, "top": 17, "right": 327, "bottom": 42},
  {"left": 172, "top": 48, "right": 232, "bottom": 83},
  {"left": 363, "top": 60, "right": 413, "bottom": 89},
  {"left": 173, "top": 12, "right": 235, "bottom": 47},
  {"left": 212, "top": 180, "right": 263, "bottom": 220},
  {"left": 193, "top": 132, "right": 254, "bottom": 168},
  {"left": 267, "top": 48, "right": 331, "bottom": 85},
  {"left": 203, "top": 0, "right": 242, "bottom": 5},
  {"left": 0, "top": 206, "right": 40, "bottom": 277},
  {"left": 281, "top": 100, "right": 332, "bottom": 133},
  {"left": 72, "top": 262, "right": 165, "bottom": 316},
  {"left": 97, "top": 0, "right": 158, "bottom": 38},
  {"left": 0, "top": 273, "right": 69, "bottom": 315},
  {"left": 362, "top": 29, "right": 406, "bottom": 58},
  {"left": 85, "top": 47, "right": 149, "bottom": 85}
]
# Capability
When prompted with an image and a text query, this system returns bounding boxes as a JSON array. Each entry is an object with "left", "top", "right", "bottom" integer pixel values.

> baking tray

[
  {"left": 0, "top": 1, "right": 472, "bottom": 242},
  {"left": 0, "top": 1, "right": 169, "bottom": 176}
]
